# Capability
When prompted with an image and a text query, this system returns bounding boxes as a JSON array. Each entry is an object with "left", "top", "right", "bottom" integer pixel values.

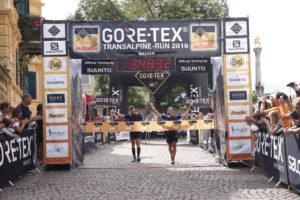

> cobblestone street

[{"left": 0, "top": 139, "right": 299, "bottom": 200}]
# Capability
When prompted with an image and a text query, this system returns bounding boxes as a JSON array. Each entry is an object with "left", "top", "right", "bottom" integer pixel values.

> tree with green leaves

[{"left": 72, "top": 0, "right": 229, "bottom": 109}]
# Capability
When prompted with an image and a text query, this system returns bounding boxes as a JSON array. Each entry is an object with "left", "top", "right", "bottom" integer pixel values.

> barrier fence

[
  {"left": 254, "top": 131, "right": 300, "bottom": 193},
  {"left": 0, "top": 129, "right": 36, "bottom": 186}
]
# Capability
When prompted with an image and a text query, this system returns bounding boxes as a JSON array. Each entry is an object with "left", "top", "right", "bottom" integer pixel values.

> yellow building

[{"left": 0, "top": 0, "right": 43, "bottom": 115}]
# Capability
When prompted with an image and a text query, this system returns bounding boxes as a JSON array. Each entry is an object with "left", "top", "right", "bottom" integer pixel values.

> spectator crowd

[{"left": 0, "top": 94, "right": 43, "bottom": 165}]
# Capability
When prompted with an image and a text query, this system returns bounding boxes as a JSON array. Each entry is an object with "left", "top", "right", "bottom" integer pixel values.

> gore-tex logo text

[{"left": 102, "top": 27, "right": 183, "bottom": 43}]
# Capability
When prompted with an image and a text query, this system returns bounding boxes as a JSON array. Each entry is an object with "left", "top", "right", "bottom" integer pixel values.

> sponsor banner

[
  {"left": 44, "top": 57, "right": 67, "bottom": 73},
  {"left": 228, "top": 122, "right": 250, "bottom": 137},
  {"left": 176, "top": 58, "right": 211, "bottom": 73},
  {"left": 44, "top": 74, "right": 67, "bottom": 89},
  {"left": 46, "top": 142, "right": 69, "bottom": 158},
  {"left": 225, "top": 38, "right": 249, "bottom": 54},
  {"left": 189, "top": 84, "right": 201, "bottom": 117},
  {"left": 116, "top": 132, "right": 130, "bottom": 141},
  {"left": 46, "top": 125, "right": 69, "bottom": 140},
  {"left": 186, "top": 97, "right": 211, "bottom": 108},
  {"left": 135, "top": 71, "right": 170, "bottom": 94},
  {"left": 82, "top": 60, "right": 114, "bottom": 74},
  {"left": 68, "top": 20, "right": 221, "bottom": 59},
  {"left": 83, "top": 132, "right": 95, "bottom": 153},
  {"left": 0, "top": 130, "right": 35, "bottom": 185},
  {"left": 228, "top": 105, "right": 250, "bottom": 120},
  {"left": 229, "top": 139, "right": 251, "bottom": 154},
  {"left": 95, "top": 96, "right": 120, "bottom": 106},
  {"left": 45, "top": 108, "right": 68, "bottom": 123},
  {"left": 225, "top": 20, "right": 248, "bottom": 37},
  {"left": 43, "top": 40, "right": 67, "bottom": 56},
  {"left": 42, "top": 22, "right": 67, "bottom": 39},
  {"left": 225, "top": 54, "right": 249, "bottom": 70},
  {"left": 94, "top": 132, "right": 104, "bottom": 144},
  {"left": 285, "top": 134, "right": 300, "bottom": 191},
  {"left": 255, "top": 132, "right": 288, "bottom": 184},
  {"left": 226, "top": 71, "right": 249, "bottom": 86},
  {"left": 227, "top": 88, "right": 249, "bottom": 103},
  {"left": 45, "top": 91, "right": 68, "bottom": 106},
  {"left": 82, "top": 120, "right": 214, "bottom": 133}
]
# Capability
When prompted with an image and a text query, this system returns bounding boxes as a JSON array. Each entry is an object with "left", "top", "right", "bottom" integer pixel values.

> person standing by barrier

[
  {"left": 150, "top": 102, "right": 193, "bottom": 164},
  {"left": 280, "top": 98, "right": 300, "bottom": 134},
  {"left": 117, "top": 106, "right": 143, "bottom": 162},
  {"left": 0, "top": 102, "right": 11, "bottom": 119},
  {"left": 36, "top": 104, "right": 43, "bottom": 165},
  {"left": 17, "top": 94, "right": 42, "bottom": 129},
  {"left": 11, "top": 108, "right": 28, "bottom": 134}
]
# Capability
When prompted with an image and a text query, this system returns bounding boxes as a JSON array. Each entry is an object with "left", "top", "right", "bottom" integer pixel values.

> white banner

[
  {"left": 45, "top": 108, "right": 68, "bottom": 123},
  {"left": 43, "top": 23, "right": 66, "bottom": 39},
  {"left": 227, "top": 88, "right": 249, "bottom": 103},
  {"left": 226, "top": 71, "right": 249, "bottom": 86},
  {"left": 46, "top": 142, "right": 69, "bottom": 158},
  {"left": 43, "top": 40, "right": 67, "bottom": 56},
  {"left": 116, "top": 132, "right": 130, "bottom": 141},
  {"left": 228, "top": 105, "right": 250, "bottom": 120},
  {"left": 44, "top": 74, "right": 67, "bottom": 89},
  {"left": 229, "top": 122, "right": 251, "bottom": 137},
  {"left": 225, "top": 54, "right": 249, "bottom": 70},
  {"left": 44, "top": 57, "right": 67, "bottom": 73},
  {"left": 225, "top": 38, "right": 248, "bottom": 53},
  {"left": 45, "top": 91, "right": 68, "bottom": 106},
  {"left": 229, "top": 139, "right": 251, "bottom": 154},
  {"left": 46, "top": 125, "right": 69, "bottom": 141},
  {"left": 225, "top": 21, "right": 248, "bottom": 37}
]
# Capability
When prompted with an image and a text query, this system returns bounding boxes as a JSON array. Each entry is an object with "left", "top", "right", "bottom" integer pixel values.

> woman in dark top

[
  {"left": 36, "top": 104, "right": 43, "bottom": 165},
  {"left": 150, "top": 103, "right": 192, "bottom": 164}
]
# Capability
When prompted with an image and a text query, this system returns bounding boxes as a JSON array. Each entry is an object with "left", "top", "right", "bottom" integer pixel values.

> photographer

[{"left": 260, "top": 92, "right": 292, "bottom": 128}]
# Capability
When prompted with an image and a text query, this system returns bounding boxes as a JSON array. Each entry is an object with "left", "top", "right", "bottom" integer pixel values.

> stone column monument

[{"left": 254, "top": 37, "right": 264, "bottom": 97}]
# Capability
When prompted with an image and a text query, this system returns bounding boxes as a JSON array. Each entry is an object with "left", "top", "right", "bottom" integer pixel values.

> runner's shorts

[
  {"left": 130, "top": 132, "right": 141, "bottom": 139},
  {"left": 166, "top": 131, "right": 178, "bottom": 144}
]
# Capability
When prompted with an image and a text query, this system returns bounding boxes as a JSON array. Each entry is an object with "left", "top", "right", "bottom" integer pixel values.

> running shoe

[
  {"left": 171, "top": 161, "right": 175, "bottom": 165},
  {"left": 131, "top": 158, "right": 137, "bottom": 162},
  {"left": 137, "top": 157, "right": 141, "bottom": 162}
]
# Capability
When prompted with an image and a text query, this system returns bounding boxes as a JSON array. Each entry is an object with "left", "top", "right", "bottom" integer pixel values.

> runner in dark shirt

[
  {"left": 117, "top": 106, "right": 143, "bottom": 162},
  {"left": 150, "top": 102, "right": 193, "bottom": 164}
]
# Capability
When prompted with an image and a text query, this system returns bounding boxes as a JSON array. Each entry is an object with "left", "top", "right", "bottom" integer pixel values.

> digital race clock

[{"left": 118, "top": 57, "right": 174, "bottom": 71}]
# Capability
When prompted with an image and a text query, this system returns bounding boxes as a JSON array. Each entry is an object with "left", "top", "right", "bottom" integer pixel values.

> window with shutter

[
  {"left": 14, "top": 0, "right": 30, "bottom": 16},
  {"left": 23, "top": 71, "right": 36, "bottom": 99}
]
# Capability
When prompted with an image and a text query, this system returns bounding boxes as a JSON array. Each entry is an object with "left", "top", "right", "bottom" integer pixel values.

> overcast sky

[{"left": 42, "top": 0, "right": 300, "bottom": 93}]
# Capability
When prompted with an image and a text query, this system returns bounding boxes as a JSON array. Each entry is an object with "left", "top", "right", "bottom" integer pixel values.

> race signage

[
  {"left": 176, "top": 58, "right": 211, "bottom": 73},
  {"left": 44, "top": 74, "right": 67, "bottom": 89},
  {"left": 228, "top": 122, "right": 251, "bottom": 137},
  {"left": 45, "top": 108, "right": 68, "bottom": 123},
  {"left": 68, "top": 20, "right": 221, "bottom": 59},
  {"left": 225, "top": 38, "right": 249, "bottom": 54},
  {"left": 225, "top": 19, "right": 248, "bottom": 37},
  {"left": 95, "top": 96, "right": 120, "bottom": 106},
  {"left": 44, "top": 57, "right": 68, "bottom": 73},
  {"left": 228, "top": 105, "right": 250, "bottom": 120},
  {"left": 227, "top": 88, "right": 249, "bottom": 103},
  {"left": 43, "top": 40, "right": 67, "bottom": 56},
  {"left": 82, "top": 60, "right": 114, "bottom": 74},
  {"left": 186, "top": 97, "right": 211, "bottom": 107},
  {"left": 46, "top": 142, "right": 69, "bottom": 158},
  {"left": 229, "top": 139, "right": 251, "bottom": 154},
  {"left": 225, "top": 54, "right": 249, "bottom": 70},
  {"left": 135, "top": 71, "right": 170, "bottom": 94},
  {"left": 226, "top": 71, "right": 249, "bottom": 86},
  {"left": 118, "top": 57, "right": 174, "bottom": 72},
  {"left": 42, "top": 22, "right": 67, "bottom": 39},
  {"left": 45, "top": 91, "right": 68, "bottom": 106},
  {"left": 46, "top": 125, "right": 69, "bottom": 140}
]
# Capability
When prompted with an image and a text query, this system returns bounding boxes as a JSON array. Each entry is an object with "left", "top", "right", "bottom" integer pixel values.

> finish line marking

[{"left": 79, "top": 163, "right": 221, "bottom": 169}]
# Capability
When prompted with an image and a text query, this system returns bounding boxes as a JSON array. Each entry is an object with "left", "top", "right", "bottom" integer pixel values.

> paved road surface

[{"left": 0, "top": 139, "right": 299, "bottom": 200}]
